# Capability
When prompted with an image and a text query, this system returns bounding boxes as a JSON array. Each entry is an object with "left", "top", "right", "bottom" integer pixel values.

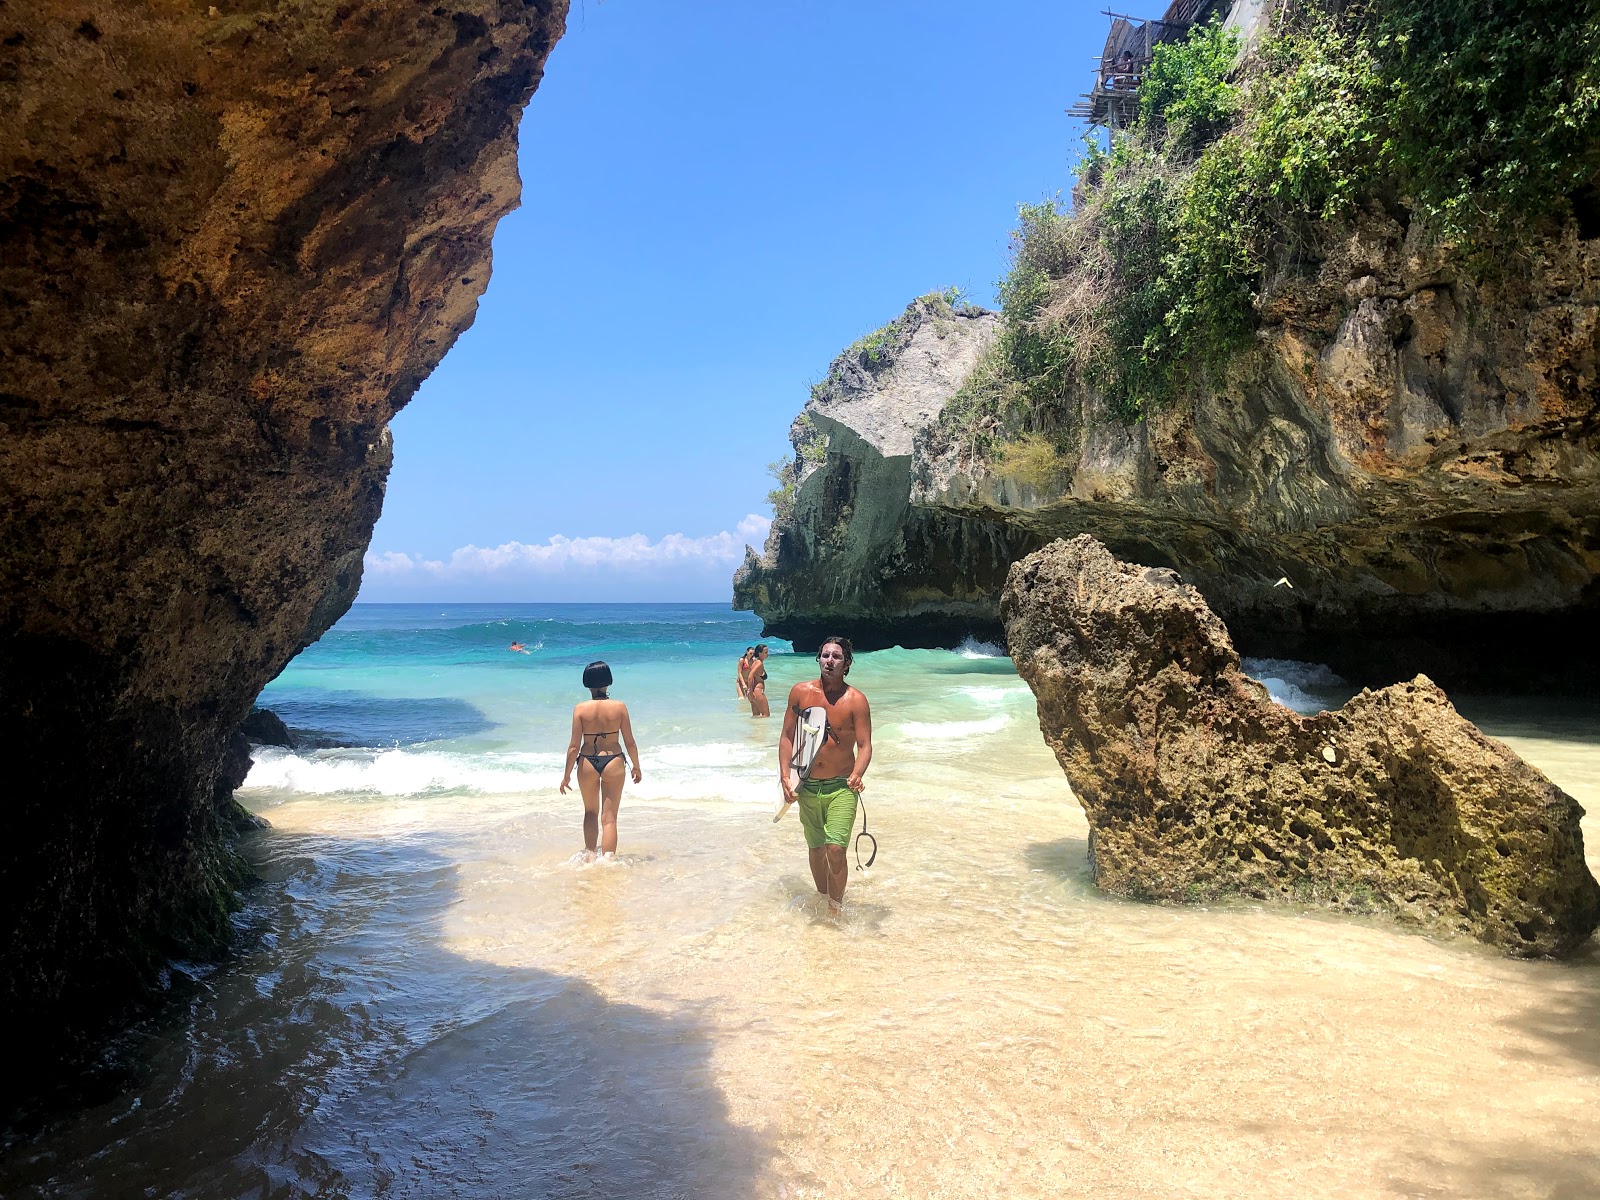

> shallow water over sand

[{"left": 4, "top": 614, "right": 1599, "bottom": 1199}]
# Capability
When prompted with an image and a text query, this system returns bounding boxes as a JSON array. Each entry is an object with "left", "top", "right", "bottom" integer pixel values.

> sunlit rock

[{"left": 1001, "top": 534, "right": 1600, "bottom": 957}]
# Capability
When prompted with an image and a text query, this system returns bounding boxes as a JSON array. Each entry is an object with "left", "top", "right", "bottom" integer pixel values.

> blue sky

[{"left": 361, "top": 0, "right": 1100, "bottom": 602}]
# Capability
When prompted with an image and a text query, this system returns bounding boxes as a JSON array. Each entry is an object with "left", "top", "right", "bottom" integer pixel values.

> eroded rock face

[
  {"left": 747, "top": 213, "right": 1600, "bottom": 684},
  {"left": 0, "top": 1, "right": 566, "bottom": 1062},
  {"left": 1001, "top": 535, "right": 1600, "bottom": 956},
  {"left": 733, "top": 296, "right": 1024, "bottom": 649}
]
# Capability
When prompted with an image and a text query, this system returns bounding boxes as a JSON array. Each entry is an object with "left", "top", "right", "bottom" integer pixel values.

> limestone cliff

[
  {"left": 733, "top": 296, "right": 1027, "bottom": 649},
  {"left": 0, "top": 0, "right": 566, "bottom": 1067},
  {"left": 742, "top": 216, "right": 1600, "bottom": 682},
  {"left": 1002, "top": 535, "right": 1600, "bottom": 957}
]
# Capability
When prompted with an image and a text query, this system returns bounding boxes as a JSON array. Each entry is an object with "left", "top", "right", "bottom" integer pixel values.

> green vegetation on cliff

[{"left": 970, "top": 0, "right": 1600, "bottom": 429}]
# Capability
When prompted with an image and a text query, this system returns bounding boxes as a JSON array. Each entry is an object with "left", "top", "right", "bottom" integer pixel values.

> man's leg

[
  {"left": 823, "top": 844, "right": 848, "bottom": 912},
  {"left": 808, "top": 846, "right": 829, "bottom": 894}
]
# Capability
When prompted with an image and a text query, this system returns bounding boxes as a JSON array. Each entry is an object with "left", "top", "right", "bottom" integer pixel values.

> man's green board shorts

[{"left": 797, "top": 777, "right": 859, "bottom": 849}]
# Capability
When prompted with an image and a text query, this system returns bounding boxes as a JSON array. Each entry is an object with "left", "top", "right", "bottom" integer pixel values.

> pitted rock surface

[
  {"left": 1001, "top": 535, "right": 1600, "bottom": 956},
  {"left": 0, "top": 1, "right": 567, "bottom": 1064}
]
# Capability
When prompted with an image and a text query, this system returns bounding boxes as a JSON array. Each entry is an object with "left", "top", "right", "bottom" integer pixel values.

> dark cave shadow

[
  {"left": 0, "top": 829, "right": 772, "bottom": 1199},
  {"left": 259, "top": 689, "right": 496, "bottom": 747}
]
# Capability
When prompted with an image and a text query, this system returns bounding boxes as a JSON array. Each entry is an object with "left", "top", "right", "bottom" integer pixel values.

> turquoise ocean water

[{"left": 247, "top": 602, "right": 1032, "bottom": 808}]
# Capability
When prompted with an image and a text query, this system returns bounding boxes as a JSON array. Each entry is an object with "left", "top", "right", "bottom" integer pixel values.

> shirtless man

[{"left": 778, "top": 635, "right": 872, "bottom": 915}]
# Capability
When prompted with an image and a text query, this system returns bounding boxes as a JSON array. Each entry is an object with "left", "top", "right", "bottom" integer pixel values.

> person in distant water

[
  {"left": 509, "top": 641, "right": 529, "bottom": 654},
  {"left": 778, "top": 636, "right": 872, "bottom": 916},
  {"left": 743, "top": 644, "right": 771, "bottom": 717},
  {"left": 735, "top": 646, "right": 755, "bottom": 698},
  {"left": 559, "top": 661, "right": 642, "bottom": 862}
]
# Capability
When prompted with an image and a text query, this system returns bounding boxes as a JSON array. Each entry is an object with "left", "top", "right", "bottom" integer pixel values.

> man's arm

[
  {"left": 847, "top": 692, "right": 872, "bottom": 793},
  {"left": 777, "top": 684, "right": 804, "bottom": 802}
]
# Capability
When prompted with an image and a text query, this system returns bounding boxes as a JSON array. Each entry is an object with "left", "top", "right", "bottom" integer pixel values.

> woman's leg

[
  {"left": 598, "top": 758, "right": 625, "bottom": 855},
  {"left": 751, "top": 684, "right": 769, "bottom": 718},
  {"left": 577, "top": 759, "right": 601, "bottom": 856}
]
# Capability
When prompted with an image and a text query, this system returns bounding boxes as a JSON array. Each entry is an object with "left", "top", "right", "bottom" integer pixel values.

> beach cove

[{"left": 5, "top": 603, "right": 1598, "bottom": 1199}]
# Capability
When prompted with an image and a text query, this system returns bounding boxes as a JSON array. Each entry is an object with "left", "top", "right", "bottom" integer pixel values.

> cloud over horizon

[{"left": 360, "top": 514, "right": 771, "bottom": 600}]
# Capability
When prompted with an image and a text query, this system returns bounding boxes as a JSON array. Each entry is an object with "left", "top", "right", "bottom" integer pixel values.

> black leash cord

[{"left": 855, "top": 791, "right": 877, "bottom": 869}]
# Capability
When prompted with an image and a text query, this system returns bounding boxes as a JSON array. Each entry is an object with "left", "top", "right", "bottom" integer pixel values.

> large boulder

[{"left": 1001, "top": 535, "right": 1600, "bottom": 956}]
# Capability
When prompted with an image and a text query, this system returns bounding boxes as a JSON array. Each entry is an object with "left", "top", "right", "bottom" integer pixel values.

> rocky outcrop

[
  {"left": 0, "top": 1, "right": 566, "bottom": 1068},
  {"left": 1002, "top": 535, "right": 1600, "bottom": 956},
  {"left": 733, "top": 295, "right": 1027, "bottom": 649},
  {"left": 241, "top": 707, "right": 295, "bottom": 749},
  {"left": 743, "top": 214, "right": 1600, "bottom": 683}
]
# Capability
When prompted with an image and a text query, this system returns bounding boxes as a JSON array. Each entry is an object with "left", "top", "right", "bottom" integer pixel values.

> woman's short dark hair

[
  {"left": 582, "top": 661, "right": 613, "bottom": 690},
  {"left": 755, "top": 643, "right": 769, "bottom": 656},
  {"left": 817, "top": 635, "right": 854, "bottom": 666}
]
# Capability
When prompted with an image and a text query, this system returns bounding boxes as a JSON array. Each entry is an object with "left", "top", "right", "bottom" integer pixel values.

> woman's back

[{"left": 574, "top": 697, "right": 628, "bottom": 747}]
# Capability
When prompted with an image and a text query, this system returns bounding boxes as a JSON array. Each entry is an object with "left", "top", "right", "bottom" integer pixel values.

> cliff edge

[
  {"left": 739, "top": 5, "right": 1600, "bottom": 683},
  {"left": 734, "top": 295, "right": 1026, "bottom": 649}
]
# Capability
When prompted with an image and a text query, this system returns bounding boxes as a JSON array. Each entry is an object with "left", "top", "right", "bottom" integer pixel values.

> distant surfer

[
  {"left": 559, "top": 661, "right": 642, "bottom": 862},
  {"left": 744, "top": 644, "right": 771, "bottom": 718},
  {"left": 509, "top": 641, "right": 529, "bottom": 653},
  {"left": 777, "top": 635, "right": 873, "bottom": 916}
]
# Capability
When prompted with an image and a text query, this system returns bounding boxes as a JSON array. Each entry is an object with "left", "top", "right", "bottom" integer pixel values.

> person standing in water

[
  {"left": 778, "top": 635, "right": 872, "bottom": 915},
  {"left": 735, "top": 646, "right": 754, "bottom": 698},
  {"left": 744, "top": 644, "right": 771, "bottom": 717},
  {"left": 559, "top": 661, "right": 642, "bottom": 862}
]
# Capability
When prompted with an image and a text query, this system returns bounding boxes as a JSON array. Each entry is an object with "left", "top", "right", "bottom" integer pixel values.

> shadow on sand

[
  {"left": 1022, "top": 836, "right": 1096, "bottom": 891},
  {"left": 0, "top": 826, "right": 772, "bottom": 1198}
]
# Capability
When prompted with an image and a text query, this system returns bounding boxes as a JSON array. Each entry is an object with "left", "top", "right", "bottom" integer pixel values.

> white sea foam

[
  {"left": 244, "top": 747, "right": 562, "bottom": 796},
  {"left": 956, "top": 637, "right": 1007, "bottom": 659},
  {"left": 956, "top": 685, "right": 1015, "bottom": 705},
  {"left": 897, "top": 714, "right": 1010, "bottom": 741},
  {"left": 243, "top": 742, "right": 775, "bottom": 805},
  {"left": 649, "top": 742, "right": 764, "bottom": 768},
  {"left": 1242, "top": 657, "right": 1349, "bottom": 715}
]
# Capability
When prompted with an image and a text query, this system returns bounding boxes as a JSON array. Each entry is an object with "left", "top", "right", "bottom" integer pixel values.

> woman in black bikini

[
  {"left": 744, "top": 644, "right": 771, "bottom": 718},
  {"left": 559, "top": 660, "right": 643, "bottom": 861}
]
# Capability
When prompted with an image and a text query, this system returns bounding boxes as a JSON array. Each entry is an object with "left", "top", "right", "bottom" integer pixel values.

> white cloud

[{"left": 366, "top": 514, "right": 771, "bottom": 579}]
